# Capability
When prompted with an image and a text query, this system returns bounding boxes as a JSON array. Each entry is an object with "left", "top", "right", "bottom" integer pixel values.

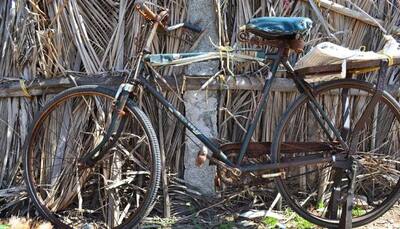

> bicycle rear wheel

[
  {"left": 272, "top": 79, "right": 400, "bottom": 228},
  {"left": 24, "top": 85, "right": 161, "bottom": 228}
]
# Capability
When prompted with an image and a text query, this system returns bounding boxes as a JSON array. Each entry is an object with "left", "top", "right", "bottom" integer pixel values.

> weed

[
  {"left": 285, "top": 209, "right": 315, "bottom": 229},
  {"left": 262, "top": 217, "right": 279, "bottom": 228},
  {"left": 217, "top": 222, "right": 234, "bottom": 229},
  {"left": 317, "top": 200, "right": 325, "bottom": 210},
  {"left": 352, "top": 206, "right": 367, "bottom": 217}
]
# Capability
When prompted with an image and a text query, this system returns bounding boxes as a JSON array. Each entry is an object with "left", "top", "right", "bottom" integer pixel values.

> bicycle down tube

[{"left": 137, "top": 75, "right": 234, "bottom": 167}]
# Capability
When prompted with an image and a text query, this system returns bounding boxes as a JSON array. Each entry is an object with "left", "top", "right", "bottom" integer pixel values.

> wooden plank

[
  {"left": 2, "top": 54, "right": 400, "bottom": 98},
  {"left": 175, "top": 74, "right": 295, "bottom": 91},
  {"left": 0, "top": 75, "right": 123, "bottom": 97},
  {"left": 295, "top": 59, "right": 381, "bottom": 76},
  {"left": 0, "top": 75, "right": 297, "bottom": 98},
  {"left": 2, "top": 56, "right": 399, "bottom": 98},
  {"left": 295, "top": 58, "right": 400, "bottom": 76}
]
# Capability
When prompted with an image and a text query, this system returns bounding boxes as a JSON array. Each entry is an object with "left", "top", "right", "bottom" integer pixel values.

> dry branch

[{"left": 302, "top": 0, "right": 400, "bottom": 35}]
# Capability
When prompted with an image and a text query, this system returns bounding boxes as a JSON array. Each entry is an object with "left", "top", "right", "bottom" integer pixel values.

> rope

[
  {"left": 19, "top": 80, "right": 31, "bottom": 97},
  {"left": 348, "top": 45, "right": 395, "bottom": 74},
  {"left": 381, "top": 53, "right": 394, "bottom": 66},
  {"left": 209, "top": 37, "right": 235, "bottom": 76}
]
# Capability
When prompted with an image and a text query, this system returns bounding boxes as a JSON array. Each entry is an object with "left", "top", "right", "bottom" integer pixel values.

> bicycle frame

[{"left": 132, "top": 48, "right": 348, "bottom": 173}]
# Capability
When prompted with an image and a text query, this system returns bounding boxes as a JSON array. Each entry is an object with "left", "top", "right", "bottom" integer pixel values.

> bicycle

[{"left": 23, "top": 1, "right": 400, "bottom": 228}]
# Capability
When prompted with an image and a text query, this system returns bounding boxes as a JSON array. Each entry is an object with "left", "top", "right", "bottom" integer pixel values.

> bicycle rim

[
  {"left": 24, "top": 86, "right": 161, "bottom": 229},
  {"left": 272, "top": 79, "right": 400, "bottom": 228}
]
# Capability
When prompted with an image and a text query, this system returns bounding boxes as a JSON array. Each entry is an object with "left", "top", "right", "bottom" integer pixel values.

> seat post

[
  {"left": 282, "top": 48, "right": 290, "bottom": 61},
  {"left": 236, "top": 48, "right": 285, "bottom": 165}
]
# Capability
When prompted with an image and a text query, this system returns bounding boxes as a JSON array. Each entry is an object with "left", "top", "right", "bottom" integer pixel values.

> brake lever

[{"left": 183, "top": 22, "right": 202, "bottom": 33}]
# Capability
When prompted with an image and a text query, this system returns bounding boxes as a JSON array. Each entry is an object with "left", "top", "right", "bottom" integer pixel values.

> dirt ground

[
  {"left": 359, "top": 204, "right": 400, "bottom": 229},
  {"left": 1, "top": 204, "right": 399, "bottom": 228}
]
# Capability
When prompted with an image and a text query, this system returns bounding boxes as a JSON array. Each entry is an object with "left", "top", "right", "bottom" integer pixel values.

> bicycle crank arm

[{"left": 196, "top": 146, "right": 242, "bottom": 176}]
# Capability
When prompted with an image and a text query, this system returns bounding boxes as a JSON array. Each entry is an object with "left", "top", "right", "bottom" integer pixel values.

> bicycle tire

[
  {"left": 272, "top": 79, "right": 400, "bottom": 228},
  {"left": 24, "top": 85, "right": 161, "bottom": 229}
]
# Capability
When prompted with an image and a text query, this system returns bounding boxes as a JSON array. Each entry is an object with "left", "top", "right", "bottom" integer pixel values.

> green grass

[
  {"left": 262, "top": 217, "right": 279, "bottom": 228},
  {"left": 352, "top": 206, "right": 367, "bottom": 217},
  {"left": 292, "top": 216, "right": 315, "bottom": 229},
  {"left": 285, "top": 209, "right": 315, "bottom": 229},
  {"left": 217, "top": 222, "right": 235, "bottom": 229},
  {"left": 317, "top": 200, "right": 325, "bottom": 211},
  {"left": 0, "top": 225, "right": 10, "bottom": 229}
]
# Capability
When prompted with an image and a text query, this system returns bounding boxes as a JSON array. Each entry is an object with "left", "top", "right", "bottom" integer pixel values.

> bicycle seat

[{"left": 243, "top": 17, "right": 313, "bottom": 39}]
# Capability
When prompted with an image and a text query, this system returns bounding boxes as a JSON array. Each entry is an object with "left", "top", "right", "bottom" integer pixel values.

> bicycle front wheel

[
  {"left": 24, "top": 85, "right": 161, "bottom": 228},
  {"left": 272, "top": 79, "right": 400, "bottom": 228}
]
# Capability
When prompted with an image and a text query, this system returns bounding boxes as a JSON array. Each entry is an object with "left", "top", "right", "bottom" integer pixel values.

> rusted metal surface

[
  {"left": 135, "top": 1, "right": 159, "bottom": 21},
  {"left": 239, "top": 154, "right": 333, "bottom": 173},
  {"left": 215, "top": 141, "right": 338, "bottom": 188},
  {"left": 195, "top": 148, "right": 208, "bottom": 167},
  {"left": 238, "top": 31, "right": 305, "bottom": 53},
  {"left": 215, "top": 151, "right": 270, "bottom": 188},
  {"left": 220, "top": 141, "right": 339, "bottom": 155},
  {"left": 135, "top": 1, "right": 169, "bottom": 29}
]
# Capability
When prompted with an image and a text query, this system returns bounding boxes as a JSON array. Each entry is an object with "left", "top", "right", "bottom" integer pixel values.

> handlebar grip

[
  {"left": 183, "top": 22, "right": 202, "bottom": 33},
  {"left": 135, "top": 1, "right": 157, "bottom": 21}
]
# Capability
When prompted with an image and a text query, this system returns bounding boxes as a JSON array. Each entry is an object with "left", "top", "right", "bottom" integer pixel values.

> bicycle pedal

[
  {"left": 261, "top": 172, "right": 285, "bottom": 179},
  {"left": 195, "top": 146, "right": 209, "bottom": 167}
]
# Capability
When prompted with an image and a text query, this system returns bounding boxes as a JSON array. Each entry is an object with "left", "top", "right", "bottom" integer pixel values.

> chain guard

[{"left": 215, "top": 143, "right": 273, "bottom": 188}]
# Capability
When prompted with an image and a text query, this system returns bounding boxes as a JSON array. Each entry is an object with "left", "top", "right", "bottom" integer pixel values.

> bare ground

[
  {"left": 1, "top": 204, "right": 399, "bottom": 228},
  {"left": 359, "top": 205, "right": 400, "bottom": 229}
]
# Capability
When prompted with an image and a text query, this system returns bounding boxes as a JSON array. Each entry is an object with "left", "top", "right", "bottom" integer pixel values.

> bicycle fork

[{"left": 78, "top": 83, "right": 134, "bottom": 167}]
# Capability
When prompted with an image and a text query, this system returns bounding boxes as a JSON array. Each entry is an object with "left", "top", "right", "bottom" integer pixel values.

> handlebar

[
  {"left": 135, "top": 1, "right": 202, "bottom": 33},
  {"left": 134, "top": 1, "right": 159, "bottom": 21},
  {"left": 182, "top": 22, "right": 202, "bottom": 33}
]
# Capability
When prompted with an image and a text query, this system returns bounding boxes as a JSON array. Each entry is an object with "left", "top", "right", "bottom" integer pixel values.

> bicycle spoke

[
  {"left": 274, "top": 80, "right": 400, "bottom": 227},
  {"left": 25, "top": 88, "right": 160, "bottom": 228}
]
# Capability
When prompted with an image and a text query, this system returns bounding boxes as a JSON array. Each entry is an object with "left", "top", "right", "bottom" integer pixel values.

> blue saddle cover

[{"left": 244, "top": 17, "right": 313, "bottom": 39}]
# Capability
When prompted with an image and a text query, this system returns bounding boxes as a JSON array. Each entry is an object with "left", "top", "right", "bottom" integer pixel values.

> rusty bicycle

[{"left": 24, "top": 1, "right": 400, "bottom": 228}]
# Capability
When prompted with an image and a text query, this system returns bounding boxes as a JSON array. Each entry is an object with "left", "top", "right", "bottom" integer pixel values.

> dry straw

[{"left": 0, "top": 0, "right": 399, "bottom": 222}]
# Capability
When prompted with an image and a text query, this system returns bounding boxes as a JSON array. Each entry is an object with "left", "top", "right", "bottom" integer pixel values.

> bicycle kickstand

[{"left": 338, "top": 160, "right": 358, "bottom": 229}]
